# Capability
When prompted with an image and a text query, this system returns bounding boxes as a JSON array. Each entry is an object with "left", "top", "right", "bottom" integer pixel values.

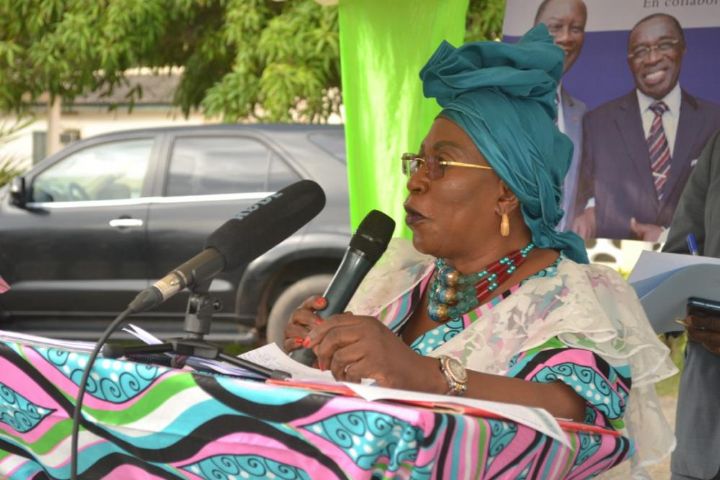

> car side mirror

[{"left": 9, "top": 176, "right": 27, "bottom": 208}]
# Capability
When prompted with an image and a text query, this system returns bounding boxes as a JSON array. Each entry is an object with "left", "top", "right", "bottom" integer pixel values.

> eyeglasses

[
  {"left": 628, "top": 39, "right": 681, "bottom": 61},
  {"left": 401, "top": 152, "right": 493, "bottom": 180}
]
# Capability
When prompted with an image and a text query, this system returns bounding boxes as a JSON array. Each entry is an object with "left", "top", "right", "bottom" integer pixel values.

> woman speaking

[{"left": 284, "top": 24, "right": 675, "bottom": 472}]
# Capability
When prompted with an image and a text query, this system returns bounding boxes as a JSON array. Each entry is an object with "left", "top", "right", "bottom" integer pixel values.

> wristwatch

[{"left": 438, "top": 355, "right": 468, "bottom": 396}]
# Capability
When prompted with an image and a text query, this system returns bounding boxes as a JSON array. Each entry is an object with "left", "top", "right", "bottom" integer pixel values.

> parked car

[{"left": 0, "top": 124, "right": 351, "bottom": 345}]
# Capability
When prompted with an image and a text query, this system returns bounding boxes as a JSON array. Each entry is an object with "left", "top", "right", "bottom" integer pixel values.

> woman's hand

[
  {"left": 305, "top": 313, "right": 446, "bottom": 392},
  {"left": 686, "top": 314, "right": 720, "bottom": 355},
  {"left": 282, "top": 296, "right": 327, "bottom": 354}
]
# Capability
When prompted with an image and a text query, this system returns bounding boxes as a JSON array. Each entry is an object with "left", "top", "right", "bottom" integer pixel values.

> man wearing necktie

[{"left": 572, "top": 13, "right": 720, "bottom": 241}]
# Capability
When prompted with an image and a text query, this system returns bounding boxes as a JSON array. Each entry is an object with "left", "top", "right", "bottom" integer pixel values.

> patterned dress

[
  {"left": 347, "top": 239, "right": 676, "bottom": 470},
  {"left": 376, "top": 258, "right": 631, "bottom": 431}
]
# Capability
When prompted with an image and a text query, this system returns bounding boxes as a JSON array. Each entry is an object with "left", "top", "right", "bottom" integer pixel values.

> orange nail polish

[
  {"left": 303, "top": 337, "right": 311, "bottom": 348},
  {"left": 314, "top": 318, "right": 324, "bottom": 326},
  {"left": 314, "top": 297, "right": 327, "bottom": 309},
  {"left": 294, "top": 337, "right": 303, "bottom": 345}
]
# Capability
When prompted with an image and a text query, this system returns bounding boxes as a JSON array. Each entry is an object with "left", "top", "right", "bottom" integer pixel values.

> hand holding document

[
  {"left": 121, "top": 325, "right": 567, "bottom": 442},
  {"left": 629, "top": 250, "right": 720, "bottom": 333},
  {"left": 0, "top": 326, "right": 581, "bottom": 447}
]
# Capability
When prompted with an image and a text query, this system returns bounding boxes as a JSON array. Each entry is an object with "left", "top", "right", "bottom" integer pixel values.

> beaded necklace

[{"left": 427, "top": 243, "right": 535, "bottom": 322}]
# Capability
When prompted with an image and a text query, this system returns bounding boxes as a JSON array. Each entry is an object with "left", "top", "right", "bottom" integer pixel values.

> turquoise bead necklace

[{"left": 427, "top": 242, "right": 535, "bottom": 322}]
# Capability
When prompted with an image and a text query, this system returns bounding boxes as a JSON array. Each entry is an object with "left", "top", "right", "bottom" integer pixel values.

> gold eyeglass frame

[{"left": 401, "top": 152, "right": 493, "bottom": 179}]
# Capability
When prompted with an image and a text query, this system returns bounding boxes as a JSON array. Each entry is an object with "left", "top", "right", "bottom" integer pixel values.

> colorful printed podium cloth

[{"left": 0, "top": 341, "right": 633, "bottom": 479}]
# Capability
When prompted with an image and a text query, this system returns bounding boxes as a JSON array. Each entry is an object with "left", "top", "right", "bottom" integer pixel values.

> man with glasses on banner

[
  {"left": 534, "top": 0, "right": 587, "bottom": 231},
  {"left": 572, "top": 13, "right": 720, "bottom": 241}
]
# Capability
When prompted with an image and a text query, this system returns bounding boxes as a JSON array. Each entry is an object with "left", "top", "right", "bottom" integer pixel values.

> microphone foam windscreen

[
  {"left": 349, "top": 210, "right": 396, "bottom": 263},
  {"left": 205, "top": 180, "right": 326, "bottom": 270}
]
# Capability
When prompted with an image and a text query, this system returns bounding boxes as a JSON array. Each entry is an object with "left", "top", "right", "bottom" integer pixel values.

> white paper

[
  {"left": 123, "top": 324, "right": 333, "bottom": 381},
  {"left": 0, "top": 329, "right": 95, "bottom": 352},
  {"left": 628, "top": 250, "right": 720, "bottom": 285},
  {"left": 0, "top": 327, "right": 571, "bottom": 445},
  {"left": 122, "top": 324, "right": 265, "bottom": 379},
  {"left": 238, "top": 343, "right": 335, "bottom": 383},
  {"left": 629, "top": 251, "right": 720, "bottom": 333},
  {"left": 239, "top": 344, "right": 566, "bottom": 445},
  {"left": 123, "top": 324, "right": 163, "bottom": 345},
  {"left": 345, "top": 383, "right": 569, "bottom": 448}
]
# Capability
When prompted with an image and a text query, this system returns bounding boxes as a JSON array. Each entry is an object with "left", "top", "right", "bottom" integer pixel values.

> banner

[
  {"left": 338, "top": 0, "right": 469, "bottom": 234},
  {"left": 504, "top": 0, "right": 720, "bottom": 241}
]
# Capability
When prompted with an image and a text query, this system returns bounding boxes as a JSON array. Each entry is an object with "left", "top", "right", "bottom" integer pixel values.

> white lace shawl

[{"left": 347, "top": 238, "right": 677, "bottom": 474}]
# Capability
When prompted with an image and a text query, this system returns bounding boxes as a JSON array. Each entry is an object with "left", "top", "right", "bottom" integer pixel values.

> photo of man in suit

[
  {"left": 572, "top": 13, "right": 720, "bottom": 241},
  {"left": 534, "top": 0, "right": 587, "bottom": 231}
]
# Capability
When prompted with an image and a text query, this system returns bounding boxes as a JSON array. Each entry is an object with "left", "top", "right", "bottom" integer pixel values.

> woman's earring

[{"left": 500, "top": 213, "right": 510, "bottom": 237}]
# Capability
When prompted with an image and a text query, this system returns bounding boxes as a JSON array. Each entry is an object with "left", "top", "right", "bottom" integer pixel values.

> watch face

[{"left": 447, "top": 357, "right": 468, "bottom": 382}]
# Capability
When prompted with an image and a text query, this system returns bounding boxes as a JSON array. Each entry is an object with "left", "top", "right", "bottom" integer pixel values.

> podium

[{"left": 0, "top": 340, "right": 632, "bottom": 479}]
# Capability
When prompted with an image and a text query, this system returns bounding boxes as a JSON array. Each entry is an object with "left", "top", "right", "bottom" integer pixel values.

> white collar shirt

[
  {"left": 556, "top": 84, "right": 566, "bottom": 133},
  {"left": 636, "top": 83, "right": 681, "bottom": 156}
]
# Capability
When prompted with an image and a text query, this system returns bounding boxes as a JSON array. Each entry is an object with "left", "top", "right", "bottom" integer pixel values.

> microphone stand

[{"left": 102, "top": 281, "right": 290, "bottom": 380}]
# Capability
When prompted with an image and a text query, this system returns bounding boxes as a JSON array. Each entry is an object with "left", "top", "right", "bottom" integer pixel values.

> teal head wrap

[{"left": 419, "top": 24, "right": 588, "bottom": 264}]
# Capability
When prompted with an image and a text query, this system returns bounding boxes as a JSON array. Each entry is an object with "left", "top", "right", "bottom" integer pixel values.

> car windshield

[{"left": 308, "top": 131, "right": 346, "bottom": 164}]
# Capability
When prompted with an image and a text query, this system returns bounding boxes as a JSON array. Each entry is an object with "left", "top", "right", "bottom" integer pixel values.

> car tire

[{"left": 265, "top": 274, "right": 333, "bottom": 347}]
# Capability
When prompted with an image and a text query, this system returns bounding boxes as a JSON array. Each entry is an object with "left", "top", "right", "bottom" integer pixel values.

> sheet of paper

[
  {"left": 122, "top": 324, "right": 266, "bottom": 379},
  {"left": 123, "top": 324, "right": 163, "bottom": 345},
  {"left": 628, "top": 251, "right": 720, "bottom": 332},
  {"left": 628, "top": 250, "right": 720, "bottom": 285},
  {"left": 345, "top": 383, "right": 569, "bottom": 448},
  {"left": 0, "top": 330, "right": 95, "bottom": 352},
  {"left": 123, "top": 324, "right": 334, "bottom": 381},
  {"left": 226, "top": 343, "right": 569, "bottom": 445},
  {"left": 636, "top": 265, "right": 720, "bottom": 333},
  {"left": 239, "top": 343, "right": 335, "bottom": 383},
  {"left": 0, "top": 328, "right": 579, "bottom": 445}
]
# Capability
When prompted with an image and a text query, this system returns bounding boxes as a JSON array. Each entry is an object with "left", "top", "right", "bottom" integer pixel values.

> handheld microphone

[
  {"left": 289, "top": 209, "right": 395, "bottom": 366},
  {"left": 128, "top": 180, "right": 326, "bottom": 313}
]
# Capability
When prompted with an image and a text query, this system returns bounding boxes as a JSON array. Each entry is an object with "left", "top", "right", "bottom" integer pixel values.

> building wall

[{"left": 1, "top": 106, "right": 207, "bottom": 170}]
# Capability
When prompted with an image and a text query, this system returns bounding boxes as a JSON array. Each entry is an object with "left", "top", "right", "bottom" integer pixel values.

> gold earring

[{"left": 500, "top": 213, "right": 510, "bottom": 237}]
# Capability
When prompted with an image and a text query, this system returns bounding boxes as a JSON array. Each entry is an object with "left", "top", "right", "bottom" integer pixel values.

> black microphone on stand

[
  {"left": 128, "top": 179, "right": 326, "bottom": 313},
  {"left": 76, "top": 181, "right": 327, "bottom": 480},
  {"left": 290, "top": 210, "right": 395, "bottom": 366}
]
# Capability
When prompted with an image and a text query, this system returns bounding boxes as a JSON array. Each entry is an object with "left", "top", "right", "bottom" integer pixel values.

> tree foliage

[
  {"left": 466, "top": 0, "right": 506, "bottom": 43},
  {"left": 198, "top": 0, "right": 340, "bottom": 122},
  {"left": 0, "top": 118, "right": 33, "bottom": 187},
  {"left": 0, "top": 0, "right": 505, "bottom": 123},
  {"left": 0, "top": 0, "right": 172, "bottom": 110}
]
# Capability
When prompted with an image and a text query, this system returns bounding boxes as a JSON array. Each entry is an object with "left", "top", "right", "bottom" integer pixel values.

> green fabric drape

[{"left": 338, "top": 0, "right": 469, "bottom": 234}]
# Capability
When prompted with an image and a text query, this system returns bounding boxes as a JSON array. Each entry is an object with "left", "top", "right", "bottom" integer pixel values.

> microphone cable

[{"left": 70, "top": 307, "right": 132, "bottom": 480}]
